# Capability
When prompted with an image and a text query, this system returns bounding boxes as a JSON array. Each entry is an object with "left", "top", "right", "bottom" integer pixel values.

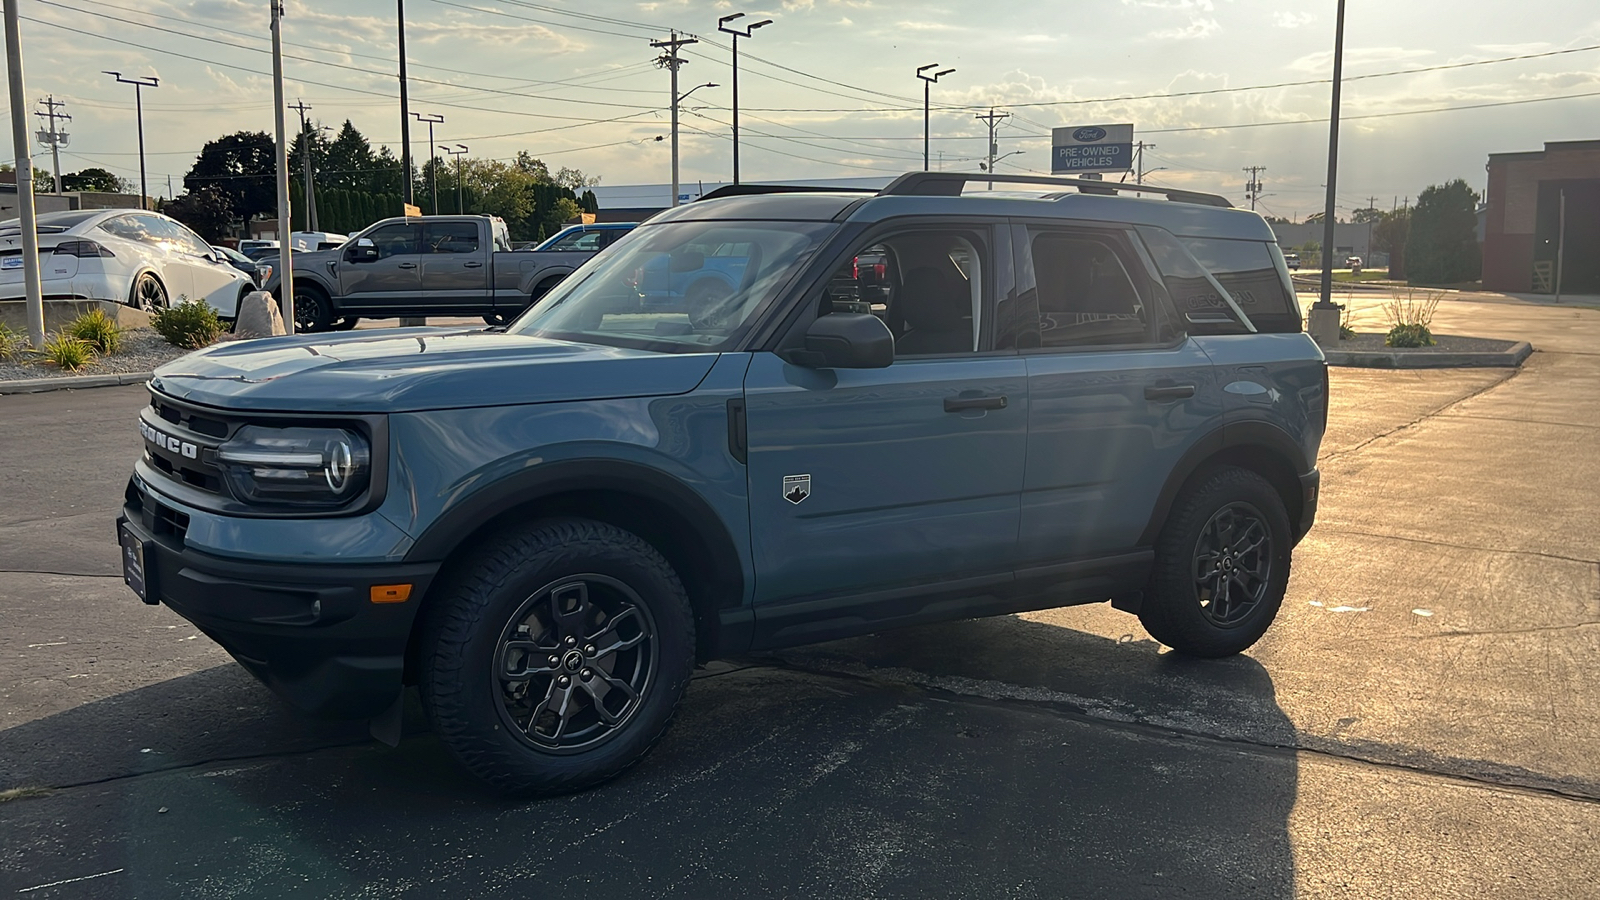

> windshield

[{"left": 510, "top": 219, "right": 837, "bottom": 352}]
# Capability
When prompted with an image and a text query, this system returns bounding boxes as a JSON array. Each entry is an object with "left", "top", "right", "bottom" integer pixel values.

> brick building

[{"left": 1483, "top": 140, "right": 1600, "bottom": 294}]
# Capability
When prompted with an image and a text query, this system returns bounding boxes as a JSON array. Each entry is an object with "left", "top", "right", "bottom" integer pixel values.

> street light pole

[
  {"left": 441, "top": 144, "right": 468, "bottom": 214},
  {"left": 5, "top": 0, "right": 45, "bottom": 348},
  {"left": 917, "top": 64, "right": 955, "bottom": 171},
  {"left": 104, "top": 71, "right": 159, "bottom": 210},
  {"left": 411, "top": 112, "right": 444, "bottom": 213},
  {"left": 718, "top": 13, "right": 771, "bottom": 187},
  {"left": 269, "top": 0, "right": 294, "bottom": 334},
  {"left": 398, "top": 0, "right": 412, "bottom": 210},
  {"left": 1315, "top": 0, "right": 1347, "bottom": 315}
]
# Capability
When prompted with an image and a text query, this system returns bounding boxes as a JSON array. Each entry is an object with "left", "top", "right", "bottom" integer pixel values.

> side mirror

[
  {"left": 795, "top": 313, "right": 894, "bottom": 369},
  {"left": 348, "top": 237, "right": 378, "bottom": 261}
]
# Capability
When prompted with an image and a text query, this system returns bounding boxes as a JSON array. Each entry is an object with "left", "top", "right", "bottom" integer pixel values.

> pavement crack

[
  {"left": 1310, "top": 528, "right": 1600, "bottom": 565},
  {"left": 1320, "top": 368, "right": 1519, "bottom": 462},
  {"left": 1421, "top": 622, "right": 1600, "bottom": 639},
  {"left": 1439, "top": 413, "right": 1600, "bottom": 431}
]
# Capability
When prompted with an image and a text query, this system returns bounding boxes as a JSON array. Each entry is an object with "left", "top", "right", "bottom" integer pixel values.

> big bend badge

[{"left": 782, "top": 474, "right": 811, "bottom": 505}]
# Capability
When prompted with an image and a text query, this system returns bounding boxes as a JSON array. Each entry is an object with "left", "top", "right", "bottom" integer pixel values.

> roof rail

[
  {"left": 878, "top": 172, "right": 1234, "bottom": 209},
  {"left": 697, "top": 183, "right": 879, "bottom": 202}
]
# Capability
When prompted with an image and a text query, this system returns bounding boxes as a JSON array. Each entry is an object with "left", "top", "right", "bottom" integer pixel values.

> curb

[
  {"left": 1321, "top": 341, "right": 1532, "bottom": 369},
  {"left": 0, "top": 371, "right": 153, "bottom": 395}
]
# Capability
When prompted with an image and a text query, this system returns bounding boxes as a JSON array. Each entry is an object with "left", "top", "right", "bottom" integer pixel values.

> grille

[{"left": 140, "top": 394, "right": 235, "bottom": 497}]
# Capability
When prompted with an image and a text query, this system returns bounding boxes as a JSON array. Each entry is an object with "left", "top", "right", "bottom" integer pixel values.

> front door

[
  {"left": 338, "top": 222, "right": 422, "bottom": 315},
  {"left": 419, "top": 220, "right": 489, "bottom": 313},
  {"left": 743, "top": 223, "right": 1027, "bottom": 609}
]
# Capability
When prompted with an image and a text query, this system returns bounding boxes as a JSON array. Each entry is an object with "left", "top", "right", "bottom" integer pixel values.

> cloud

[
  {"left": 1150, "top": 17, "right": 1220, "bottom": 40},
  {"left": 1273, "top": 12, "right": 1316, "bottom": 29},
  {"left": 1287, "top": 46, "right": 1433, "bottom": 73},
  {"left": 782, "top": 0, "right": 815, "bottom": 9},
  {"left": 1122, "top": 0, "right": 1214, "bottom": 9}
]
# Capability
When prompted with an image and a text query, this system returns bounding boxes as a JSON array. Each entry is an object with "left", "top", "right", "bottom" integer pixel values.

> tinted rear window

[{"left": 1179, "top": 238, "right": 1300, "bottom": 333}]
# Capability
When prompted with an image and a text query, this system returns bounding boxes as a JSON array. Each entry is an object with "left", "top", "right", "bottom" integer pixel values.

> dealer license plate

[{"left": 119, "top": 523, "right": 155, "bottom": 605}]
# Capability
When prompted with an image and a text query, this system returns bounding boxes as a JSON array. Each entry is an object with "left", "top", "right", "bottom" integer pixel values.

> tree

[
  {"left": 580, "top": 190, "right": 599, "bottom": 214},
  {"left": 184, "top": 131, "right": 276, "bottom": 224},
  {"left": 1351, "top": 207, "right": 1384, "bottom": 224},
  {"left": 162, "top": 186, "right": 234, "bottom": 242},
  {"left": 1406, "top": 179, "right": 1480, "bottom": 285},
  {"left": 554, "top": 166, "right": 600, "bottom": 190},
  {"left": 61, "top": 168, "right": 125, "bottom": 193},
  {"left": 1372, "top": 208, "right": 1411, "bottom": 280}
]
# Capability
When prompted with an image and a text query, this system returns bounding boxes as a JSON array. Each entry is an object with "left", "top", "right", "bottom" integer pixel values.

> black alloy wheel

[
  {"left": 129, "top": 273, "right": 167, "bottom": 312},
  {"left": 495, "top": 575, "right": 656, "bottom": 753},
  {"left": 293, "top": 288, "right": 332, "bottom": 332},
  {"left": 1191, "top": 502, "right": 1272, "bottom": 627}
]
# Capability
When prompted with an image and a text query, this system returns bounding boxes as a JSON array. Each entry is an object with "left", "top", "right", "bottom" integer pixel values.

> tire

[
  {"left": 291, "top": 284, "right": 333, "bottom": 333},
  {"left": 1138, "top": 466, "right": 1292, "bottom": 658},
  {"left": 127, "top": 272, "right": 167, "bottom": 312},
  {"left": 332, "top": 317, "right": 360, "bottom": 331},
  {"left": 419, "top": 519, "right": 695, "bottom": 797}
]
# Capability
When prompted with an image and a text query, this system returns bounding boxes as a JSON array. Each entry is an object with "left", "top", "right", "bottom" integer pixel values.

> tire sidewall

[
  {"left": 293, "top": 286, "right": 332, "bottom": 332},
  {"left": 1145, "top": 467, "right": 1293, "bottom": 656},
  {"left": 422, "top": 521, "right": 694, "bottom": 793}
]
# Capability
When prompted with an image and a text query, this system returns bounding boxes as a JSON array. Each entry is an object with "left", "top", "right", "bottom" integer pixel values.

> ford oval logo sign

[{"left": 1073, "top": 126, "right": 1107, "bottom": 142}]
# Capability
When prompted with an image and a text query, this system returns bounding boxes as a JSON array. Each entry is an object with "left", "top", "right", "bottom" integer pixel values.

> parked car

[
  {"left": 1344, "top": 256, "right": 1363, "bottom": 269},
  {"left": 529, "top": 222, "right": 636, "bottom": 253},
  {"left": 212, "top": 244, "right": 272, "bottom": 289},
  {"left": 120, "top": 172, "right": 1326, "bottom": 796},
  {"left": 238, "top": 239, "right": 279, "bottom": 258},
  {"left": 261, "top": 215, "right": 628, "bottom": 331},
  {"left": 0, "top": 209, "right": 254, "bottom": 317},
  {"left": 288, "top": 231, "right": 349, "bottom": 252},
  {"left": 1283, "top": 251, "right": 1300, "bottom": 271}
]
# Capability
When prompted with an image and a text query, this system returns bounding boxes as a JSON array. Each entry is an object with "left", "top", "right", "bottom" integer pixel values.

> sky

[{"left": 2, "top": 0, "right": 1598, "bottom": 220}]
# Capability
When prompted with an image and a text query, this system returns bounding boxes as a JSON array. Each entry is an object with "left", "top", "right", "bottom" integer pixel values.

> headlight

[
  {"left": 256, "top": 263, "right": 273, "bottom": 283},
  {"left": 216, "top": 426, "right": 371, "bottom": 508}
]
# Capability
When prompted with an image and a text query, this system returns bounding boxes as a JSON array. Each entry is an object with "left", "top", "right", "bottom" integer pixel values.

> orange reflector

[{"left": 370, "top": 584, "right": 412, "bottom": 604}]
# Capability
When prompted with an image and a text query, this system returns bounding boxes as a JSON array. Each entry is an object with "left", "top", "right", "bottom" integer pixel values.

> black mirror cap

[{"left": 798, "top": 312, "right": 894, "bottom": 369}]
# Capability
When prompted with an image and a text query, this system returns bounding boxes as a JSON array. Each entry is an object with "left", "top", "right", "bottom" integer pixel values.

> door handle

[
  {"left": 944, "top": 395, "right": 1008, "bottom": 413},
  {"left": 398, "top": 262, "right": 417, "bottom": 269},
  {"left": 1144, "top": 383, "right": 1196, "bottom": 401},
  {"left": 463, "top": 261, "right": 483, "bottom": 268}
]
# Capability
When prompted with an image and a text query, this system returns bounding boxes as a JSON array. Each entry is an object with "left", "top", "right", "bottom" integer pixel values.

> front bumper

[
  {"left": 1296, "top": 468, "right": 1320, "bottom": 543},
  {"left": 118, "top": 503, "right": 439, "bottom": 719}
]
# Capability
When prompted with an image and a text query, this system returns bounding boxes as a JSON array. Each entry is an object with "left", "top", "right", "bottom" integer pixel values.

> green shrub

[
  {"left": 64, "top": 308, "right": 123, "bottom": 355},
  {"left": 0, "top": 323, "right": 23, "bottom": 360},
  {"left": 1385, "top": 324, "right": 1435, "bottom": 348},
  {"left": 1339, "top": 305, "right": 1356, "bottom": 341},
  {"left": 150, "top": 296, "right": 222, "bottom": 349},
  {"left": 40, "top": 333, "right": 94, "bottom": 371}
]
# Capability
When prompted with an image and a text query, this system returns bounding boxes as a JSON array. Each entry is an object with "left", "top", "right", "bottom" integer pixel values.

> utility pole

[
  {"left": 34, "top": 95, "right": 69, "bottom": 194},
  {"left": 104, "top": 72, "right": 159, "bottom": 210},
  {"left": 1312, "top": 0, "right": 1348, "bottom": 331},
  {"left": 1135, "top": 141, "right": 1156, "bottom": 184},
  {"left": 289, "top": 100, "right": 319, "bottom": 231},
  {"left": 410, "top": 112, "right": 443, "bottom": 213},
  {"left": 652, "top": 32, "right": 698, "bottom": 208},
  {"left": 441, "top": 144, "right": 468, "bottom": 214},
  {"left": 398, "top": 0, "right": 412, "bottom": 209},
  {"left": 975, "top": 107, "right": 1010, "bottom": 190},
  {"left": 1555, "top": 188, "right": 1566, "bottom": 302},
  {"left": 917, "top": 64, "right": 955, "bottom": 171},
  {"left": 1242, "top": 165, "right": 1266, "bottom": 211},
  {"left": 270, "top": 0, "right": 295, "bottom": 334},
  {"left": 5, "top": 0, "right": 45, "bottom": 348},
  {"left": 718, "top": 13, "right": 770, "bottom": 186}
]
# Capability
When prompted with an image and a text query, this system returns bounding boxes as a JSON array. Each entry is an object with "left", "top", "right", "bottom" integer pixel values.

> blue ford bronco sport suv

[{"left": 119, "top": 173, "right": 1326, "bottom": 795}]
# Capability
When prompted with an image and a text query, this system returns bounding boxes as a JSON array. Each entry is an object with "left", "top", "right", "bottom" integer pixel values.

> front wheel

[
  {"left": 419, "top": 519, "right": 695, "bottom": 796},
  {"left": 291, "top": 286, "right": 333, "bottom": 333},
  {"left": 1138, "top": 466, "right": 1292, "bottom": 657}
]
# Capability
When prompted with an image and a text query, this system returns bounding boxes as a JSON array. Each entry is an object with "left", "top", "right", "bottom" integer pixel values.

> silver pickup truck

[{"left": 263, "top": 216, "right": 613, "bottom": 331}]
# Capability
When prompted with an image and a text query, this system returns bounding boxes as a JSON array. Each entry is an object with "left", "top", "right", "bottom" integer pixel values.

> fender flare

[
  {"left": 1137, "top": 419, "right": 1311, "bottom": 547},
  {"left": 518, "top": 267, "right": 573, "bottom": 296}
]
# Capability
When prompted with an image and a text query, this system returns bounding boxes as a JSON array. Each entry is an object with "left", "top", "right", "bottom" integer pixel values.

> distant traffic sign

[{"left": 1052, "top": 123, "right": 1134, "bottom": 174}]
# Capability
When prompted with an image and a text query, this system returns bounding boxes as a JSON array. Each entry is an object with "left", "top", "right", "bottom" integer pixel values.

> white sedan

[{"left": 0, "top": 209, "right": 253, "bottom": 318}]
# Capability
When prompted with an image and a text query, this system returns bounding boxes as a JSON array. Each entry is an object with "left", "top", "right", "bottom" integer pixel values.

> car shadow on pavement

[{"left": 0, "top": 618, "right": 1299, "bottom": 899}]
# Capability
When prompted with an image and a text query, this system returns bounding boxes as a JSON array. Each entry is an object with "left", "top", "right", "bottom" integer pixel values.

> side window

[
  {"left": 164, "top": 220, "right": 214, "bottom": 258},
  {"left": 1179, "top": 238, "right": 1301, "bottom": 333},
  {"left": 424, "top": 221, "right": 480, "bottom": 254},
  {"left": 821, "top": 229, "right": 987, "bottom": 356},
  {"left": 1029, "top": 231, "right": 1149, "bottom": 347},
  {"left": 366, "top": 224, "right": 419, "bottom": 259},
  {"left": 552, "top": 230, "right": 602, "bottom": 251},
  {"left": 99, "top": 215, "right": 157, "bottom": 244}
]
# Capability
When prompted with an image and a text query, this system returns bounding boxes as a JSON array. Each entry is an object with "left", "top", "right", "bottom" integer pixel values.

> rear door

[
  {"left": 156, "top": 217, "right": 245, "bottom": 316},
  {"left": 419, "top": 220, "right": 489, "bottom": 313},
  {"left": 1015, "top": 221, "right": 1221, "bottom": 562},
  {"left": 337, "top": 222, "right": 422, "bottom": 314}
]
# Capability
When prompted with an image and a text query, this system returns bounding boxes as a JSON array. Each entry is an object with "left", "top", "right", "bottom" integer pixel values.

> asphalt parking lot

[{"left": 2, "top": 295, "right": 1597, "bottom": 898}]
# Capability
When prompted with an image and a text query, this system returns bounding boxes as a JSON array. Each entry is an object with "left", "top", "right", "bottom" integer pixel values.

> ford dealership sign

[{"left": 1052, "top": 123, "right": 1135, "bottom": 174}]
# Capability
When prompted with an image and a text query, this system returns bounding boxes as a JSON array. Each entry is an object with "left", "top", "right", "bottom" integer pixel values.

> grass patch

[
  {"left": 1332, "top": 270, "right": 1398, "bottom": 283},
  {"left": 40, "top": 333, "right": 95, "bottom": 371},
  {"left": 64, "top": 308, "right": 124, "bottom": 355},
  {"left": 0, "top": 786, "right": 53, "bottom": 803},
  {"left": 0, "top": 323, "right": 24, "bottom": 360}
]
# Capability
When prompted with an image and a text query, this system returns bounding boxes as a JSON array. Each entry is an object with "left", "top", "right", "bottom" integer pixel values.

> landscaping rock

[{"left": 233, "top": 292, "right": 286, "bottom": 339}]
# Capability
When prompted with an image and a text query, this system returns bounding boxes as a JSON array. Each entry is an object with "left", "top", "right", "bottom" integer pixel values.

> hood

[
  {"left": 150, "top": 328, "right": 720, "bottom": 413},
  {"left": 258, "top": 248, "right": 337, "bottom": 289}
]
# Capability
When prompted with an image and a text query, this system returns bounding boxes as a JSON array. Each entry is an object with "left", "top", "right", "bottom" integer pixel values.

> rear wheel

[
  {"left": 419, "top": 519, "right": 695, "bottom": 796},
  {"left": 1138, "top": 466, "right": 1291, "bottom": 657},
  {"left": 292, "top": 285, "right": 333, "bottom": 333},
  {"left": 484, "top": 276, "right": 564, "bottom": 327},
  {"left": 127, "top": 273, "right": 167, "bottom": 312}
]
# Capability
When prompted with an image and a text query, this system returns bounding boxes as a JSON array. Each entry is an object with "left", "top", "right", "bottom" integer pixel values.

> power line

[{"left": 1140, "top": 88, "right": 1600, "bottom": 133}]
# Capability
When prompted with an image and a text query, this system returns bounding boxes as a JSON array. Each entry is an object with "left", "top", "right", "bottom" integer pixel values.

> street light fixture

[
  {"left": 103, "top": 71, "right": 159, "bottom": 209},
  {"left": 979, "top": 150, "right": 1024, "bottom": 172},
  {"left": 717, "top": 12, "right": 771, "bottom": 186},
  {"left": 410, "top": 111, "right": 444, "bottom": 214},
  {"left": 440, "top": 144, "right": 468, "bottom": 214},
  {"left": 916, "top": 64, "right": 955, "bottom": 172}
]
